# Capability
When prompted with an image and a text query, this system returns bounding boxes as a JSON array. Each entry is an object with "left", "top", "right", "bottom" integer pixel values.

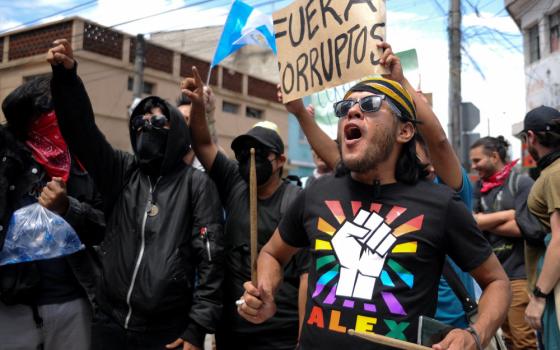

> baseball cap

[
  {"left": 231, "top": 123, "right": 284, "bottom": 155},
  {"left": 521, "top": 105, "right": 560, "bottom": 134}
]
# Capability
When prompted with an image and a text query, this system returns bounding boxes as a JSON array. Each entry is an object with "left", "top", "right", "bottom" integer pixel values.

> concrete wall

[{"left": 508, "top": 0, "right": 560, "bottom": 111}]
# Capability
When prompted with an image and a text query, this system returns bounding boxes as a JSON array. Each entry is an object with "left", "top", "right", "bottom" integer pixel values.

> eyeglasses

[
  {"left": 235, "top": 147, "right": 274, "bottom": 162},
  {"left": 333, "top": 95, "right": 389, "bottom": 118},
  {"left": 131, "top": 114, "right": 169, "bottom": 131}
]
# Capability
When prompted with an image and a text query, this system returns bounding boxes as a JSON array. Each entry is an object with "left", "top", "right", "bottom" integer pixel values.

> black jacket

[
  {"left": 0, "top": 126, "right": 105, "bottom": 306},
  {"left": 50, "top": 64, "right": 224, "bottom": 347}
]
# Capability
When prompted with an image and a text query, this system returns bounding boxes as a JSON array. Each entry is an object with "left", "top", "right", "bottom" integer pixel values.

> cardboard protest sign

[
  {"left": 309, "top": 49, "right": 420, "bottom": 138},
  {"left": 273, "top": 0, "right": 388, "bottom": 103}
]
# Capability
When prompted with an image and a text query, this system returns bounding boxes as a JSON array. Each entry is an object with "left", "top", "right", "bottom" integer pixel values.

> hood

[{"left": 130, "top": 96, "right": 191, "bottom": 175}]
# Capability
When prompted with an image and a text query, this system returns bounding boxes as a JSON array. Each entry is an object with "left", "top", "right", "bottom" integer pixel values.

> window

[
  {"left": 246, "top": 106, "right": 263, "bottom": 119},
  {"left": 127, "top": 77, "right": 154, "bottom": 95},
  {"left": 222, "top": 101, "right": 240, "bottom": 114},
  {"left": 550, "top": 10, "right": 560, "bottom": 53},
  {"left": 529, "top": 24, "right": 540, "bottom": 63}
]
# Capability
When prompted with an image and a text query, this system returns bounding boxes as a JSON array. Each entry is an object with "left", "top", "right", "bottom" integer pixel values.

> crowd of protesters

[{"left": 0, "top": 37, "right": 558, "bottom": 350}]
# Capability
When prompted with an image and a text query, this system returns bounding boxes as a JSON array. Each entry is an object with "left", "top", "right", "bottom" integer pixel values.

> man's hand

[
  {"left": 525, "top": 294, "right": 546, "bottom": 330},
  {"left": 306, "top": 104, "right": 315, "bottom": 118},
  {"left": 237, "top": 281, "right": 276, "bottom": 324},
  {"left": 46, "top": 39, "right": 75, "bottom": 70},
  {"left": 432, "top": 328, "right": 477, "bottom": 350},
  {"left": 377, "top": 42, "right": 404, "bottom": 84},
  {"left": 165, "top": 338, "right": 201, "bottom": 350},
  {"left": 38, "top": 177, "right": 69, "bottom": 215},
  {"left": 203, "top": 86, "right": 216, "bottom": 115},
  {"left": 181, "top": 67, "right": 205, "bottom": 107},
  {"left": 276, "top": 84, "right": 308, "bottom": 118}
]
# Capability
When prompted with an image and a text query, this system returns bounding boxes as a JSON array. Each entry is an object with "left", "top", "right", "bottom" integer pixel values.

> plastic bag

[{"left": 0, "top": 203, "right": 84, "bottom": 266}]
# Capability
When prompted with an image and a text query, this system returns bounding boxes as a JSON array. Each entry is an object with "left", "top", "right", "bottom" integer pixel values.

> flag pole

[{"left": 206, "top": 66, "right": 213, "bottom": 86}]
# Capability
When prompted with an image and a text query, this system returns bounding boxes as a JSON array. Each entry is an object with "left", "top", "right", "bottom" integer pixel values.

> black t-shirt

[
  {"left": 210, "top": 152, "right": 309, "bottom": 338},
  {"left": 279, "top": 174, "right": 492, "bottom": 349},
  {"left": 473, "top": 171, "right": 532, "bottom": 279}
]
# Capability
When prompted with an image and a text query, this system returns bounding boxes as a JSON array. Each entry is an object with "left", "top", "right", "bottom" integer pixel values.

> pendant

[{"left": 148, "top": 203, "right": 159, "bottom": 217}]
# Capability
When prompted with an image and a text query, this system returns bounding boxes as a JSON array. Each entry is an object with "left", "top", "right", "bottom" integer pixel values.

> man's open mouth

[{"left": 344, "top": 124, "right": 362, "bottom": 141}]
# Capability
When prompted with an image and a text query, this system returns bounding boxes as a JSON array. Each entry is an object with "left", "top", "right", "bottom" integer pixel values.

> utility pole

[
  {"left": 132, "top": 34, "right": 145, "bottom": 100},
  {"left": 448, "top": 0, "right": 462, "bottom": 154}
]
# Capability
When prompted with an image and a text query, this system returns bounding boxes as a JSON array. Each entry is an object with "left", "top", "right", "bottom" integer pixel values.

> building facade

[
  {"left": 0, "top": 17, "right": 288, "bottom": 160},
  {"left": 506, "top": 0, "right": 560, "bottom": 169},
  {"left": 506, "top": 0, "right": 560, "bottom": 111}
]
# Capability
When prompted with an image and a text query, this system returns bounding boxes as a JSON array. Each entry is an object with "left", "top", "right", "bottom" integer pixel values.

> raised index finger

[{"left": 191, "top": 66, "right": 203, "bottom": 88}]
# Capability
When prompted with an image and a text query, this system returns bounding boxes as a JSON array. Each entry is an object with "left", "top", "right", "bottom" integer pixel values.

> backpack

[
  {"left": 507, "top": 170, "right": 547, "bottom": 247},
  {"left": 478, "top": 170, "right": 547, "bottom": 247}
]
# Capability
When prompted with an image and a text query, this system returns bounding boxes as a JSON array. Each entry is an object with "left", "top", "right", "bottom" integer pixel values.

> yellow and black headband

[{"left": 344, "top": 78, "right": 417, "bottom": 122}]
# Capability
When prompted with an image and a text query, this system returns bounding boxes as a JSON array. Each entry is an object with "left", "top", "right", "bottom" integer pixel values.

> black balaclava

[
  {"left": 130, "top": 96, "right": 191, "bottom": 176},
  {"left": 135, "top": 127, "right": 169, "bottom": 174}
]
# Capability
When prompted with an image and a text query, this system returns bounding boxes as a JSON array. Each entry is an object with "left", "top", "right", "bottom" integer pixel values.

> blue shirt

[{"left": 434, "top": 169, "right": 476, "bottom": 328}]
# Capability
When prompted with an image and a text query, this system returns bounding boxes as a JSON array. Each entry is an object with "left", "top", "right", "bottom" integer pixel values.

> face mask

[
  {"left": 238, "top": 154, "right": 274, "bottom": 185},
  {"left": 135, "top": 128, "right": 168, "bottom": 173}
]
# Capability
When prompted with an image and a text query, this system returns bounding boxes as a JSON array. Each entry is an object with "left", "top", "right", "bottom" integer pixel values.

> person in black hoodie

[
  {"left": 46, "top": 39, "right": 225, "bottom": 350},
  {"left": 0, "top": 76, "right": 105, "bottom": 350}
]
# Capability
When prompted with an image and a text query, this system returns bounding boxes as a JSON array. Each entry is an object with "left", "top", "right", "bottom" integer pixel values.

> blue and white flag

[{"left": 211, "top": 0, "right": 277, "bottom": 68}]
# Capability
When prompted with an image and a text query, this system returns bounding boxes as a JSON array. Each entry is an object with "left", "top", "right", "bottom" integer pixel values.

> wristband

[
  {"left": 533, "top": 286, "right": 549, "bottom": 299},
  {"left": 466, "top": 326, "right": 483, "bottom": 350}
]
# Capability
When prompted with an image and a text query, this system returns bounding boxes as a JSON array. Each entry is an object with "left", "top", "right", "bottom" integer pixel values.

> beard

[
  {"left": 528, "top": 144, "right": 540, "bottom": 162},
  {"left": 339, "top": 122, "right": 396, "bottom": 173}
]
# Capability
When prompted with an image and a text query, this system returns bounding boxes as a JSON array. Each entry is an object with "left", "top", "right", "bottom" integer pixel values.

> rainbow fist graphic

[{"left": 331, "top": 209, "right": 396, "bottom": 300}]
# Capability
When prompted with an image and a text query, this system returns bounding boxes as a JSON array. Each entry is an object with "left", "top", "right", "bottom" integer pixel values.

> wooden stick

[
  {"left": 249, "top": 148, "right": 258, "bottom": 286},
  {"left": 206, "top": 66, "right": 213, "bottom": 86},
  {"left": 347, "top": 329, "right": 431, "bottom": 350}
]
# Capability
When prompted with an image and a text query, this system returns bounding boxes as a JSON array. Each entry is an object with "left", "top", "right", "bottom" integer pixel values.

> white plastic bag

[{"left": 0, "top": 203, "right": 84, "bottom": 266}]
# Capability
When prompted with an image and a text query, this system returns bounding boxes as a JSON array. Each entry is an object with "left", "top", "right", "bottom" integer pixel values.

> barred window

[
  {"left": 528, "top": 24, "right": 540, "bottom": 63},
  {"left": 223, "top": 101, "right": 240, "bottom": 114},
  {"left": 550, "top": 10, "right": 560, "bottom": 53},
  {"left": 246, "top": 106, "right": 263, "bottom": 119},
  {"left": 127, "top": 77, "right": 154, "bottom": 95}
]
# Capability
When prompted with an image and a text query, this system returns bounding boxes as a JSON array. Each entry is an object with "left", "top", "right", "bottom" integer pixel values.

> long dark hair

[
  {"left": 470, "top": 136, "right": 509, "bottom": 162},
  {"left": 1, "top": 75, "right": 52, "bottom": 140}
]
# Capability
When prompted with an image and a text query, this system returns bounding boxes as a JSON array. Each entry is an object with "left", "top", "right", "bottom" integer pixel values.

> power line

[
  {"left": 106, "top": 0, "right": 214, "bottom": 31},
  {"left": 0, "top": 0, "right": 98, "bottom": 34}
]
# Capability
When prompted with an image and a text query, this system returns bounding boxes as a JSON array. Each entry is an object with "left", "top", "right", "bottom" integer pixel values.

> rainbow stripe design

[{"left": 313, "top": 200, "right": 423, "bottom": 317}]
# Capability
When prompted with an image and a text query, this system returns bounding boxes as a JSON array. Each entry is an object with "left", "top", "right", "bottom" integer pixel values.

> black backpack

[{"left": 507, "top": 170, "right": 548, "bottom": 247}]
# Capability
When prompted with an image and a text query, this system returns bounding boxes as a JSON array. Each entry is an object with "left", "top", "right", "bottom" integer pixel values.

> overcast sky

[{"left": 0, "top": 0, "right": 525, "bottom": 159}]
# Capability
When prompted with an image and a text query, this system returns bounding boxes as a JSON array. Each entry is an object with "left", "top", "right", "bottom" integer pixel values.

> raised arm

[
  {"left": 47, "top": 39, "right": 131, "bottom": 205},
  {"left": 182, "top": 67, "right": 217, "bottom": 172},
  {"left": 379, "top": 42, "right": 463, "bottom": 190},
  {"left": 277, "top": 86, "right": 340, "bottom": 170}
]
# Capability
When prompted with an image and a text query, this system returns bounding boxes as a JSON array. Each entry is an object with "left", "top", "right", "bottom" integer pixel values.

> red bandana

[
  {"left": 480, "top": 159, "right": 519, "bottom": 194},
  {"left": 25, "top": 111, "right": 71, "bottom": 182}
]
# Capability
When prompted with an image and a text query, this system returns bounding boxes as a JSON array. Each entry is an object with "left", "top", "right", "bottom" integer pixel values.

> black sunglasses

[
  {"left": 333, "top": 95, "right": 389, "bottom": 118},
  {"left": 131, "top": 114, "right": 169, "bottom": 131}
]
